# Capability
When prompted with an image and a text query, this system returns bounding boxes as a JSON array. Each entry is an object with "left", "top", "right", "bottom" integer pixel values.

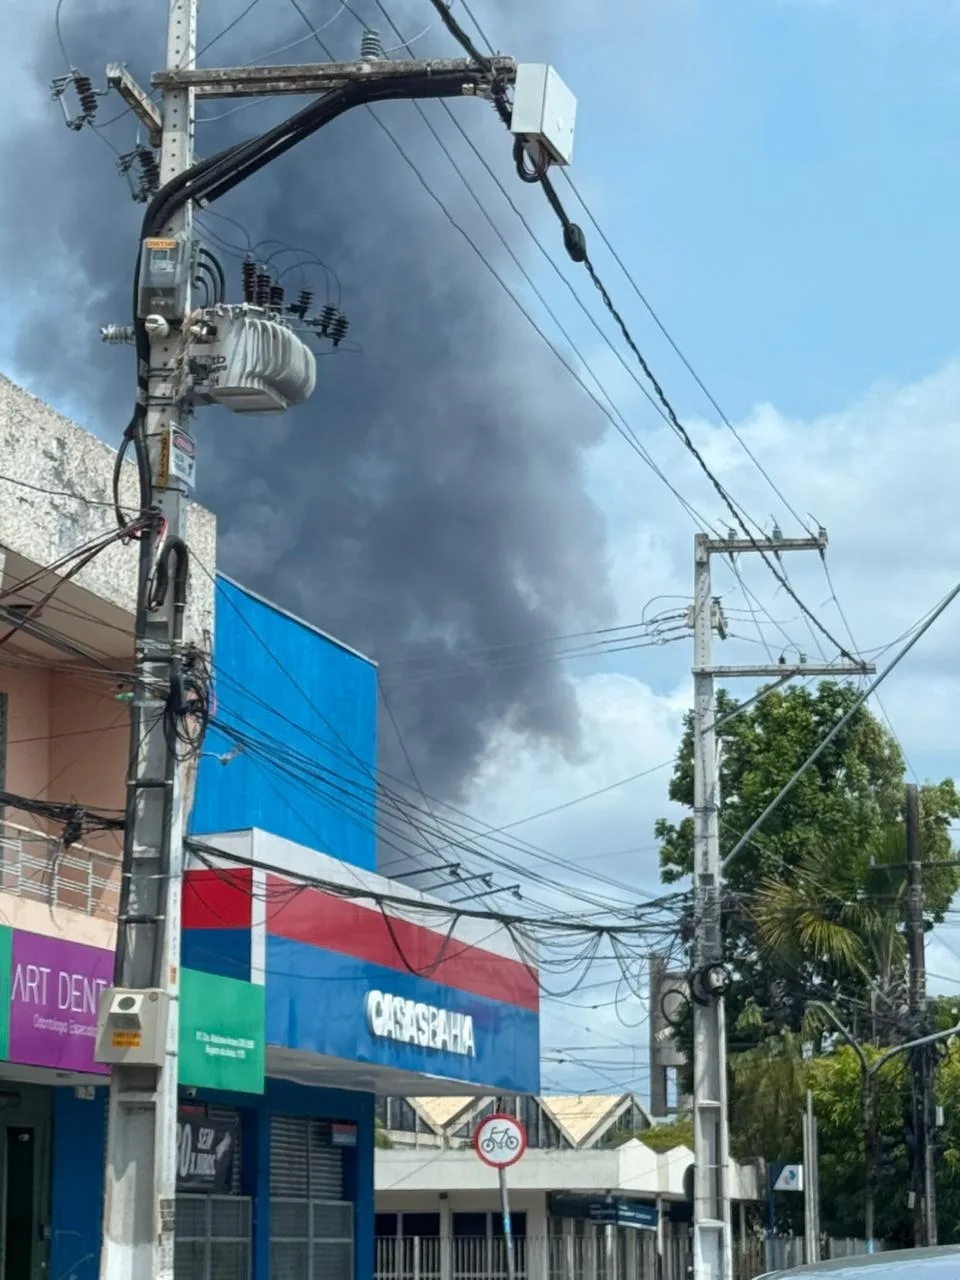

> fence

[
  {"left": 377, "top": 1234, "right": 877, "bottom": 1280},
  {"left": 0, "top": 816, "right": 120, "bottom": 918}
]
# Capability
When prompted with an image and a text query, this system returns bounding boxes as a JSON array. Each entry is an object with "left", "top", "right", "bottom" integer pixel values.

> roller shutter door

[{"left": 269, "top": 1116, "right": 352, "bottom": 1280}]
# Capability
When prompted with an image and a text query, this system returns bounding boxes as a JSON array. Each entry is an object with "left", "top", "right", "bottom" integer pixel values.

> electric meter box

[
  {"left": 510, "top": 64, "right": 577, "bottom": 166},
  {"left": 137, "top": 234, "right": 192, "bottom": 320},
  {"left": 95, "top": 986, "right": 170, "bottom": 1068}
]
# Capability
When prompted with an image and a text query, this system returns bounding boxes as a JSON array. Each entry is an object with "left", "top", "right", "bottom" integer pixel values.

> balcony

[{"left": 0, "top": 813, "right": 120, "bottom": 920}]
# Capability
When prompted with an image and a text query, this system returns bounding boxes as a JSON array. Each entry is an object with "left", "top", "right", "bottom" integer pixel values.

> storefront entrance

[{"left": 0, "top": 1082, "right": 51, "bottom": 1280}]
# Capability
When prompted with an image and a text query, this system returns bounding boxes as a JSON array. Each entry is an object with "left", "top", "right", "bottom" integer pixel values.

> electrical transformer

[{"left": 189, "top": 305, "right": 317, "bottom": 414}]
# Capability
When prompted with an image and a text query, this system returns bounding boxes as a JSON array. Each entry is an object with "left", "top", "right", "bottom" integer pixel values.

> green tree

[
  {"left": 656, "top": 681, "right": 960, "bottom": 1035},
  {"left": 634, "top": 1117, "right": 694, "bottom": 1152}
]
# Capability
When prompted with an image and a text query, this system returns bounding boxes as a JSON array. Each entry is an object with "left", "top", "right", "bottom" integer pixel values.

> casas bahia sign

[{"left": 365, "top": 990, "right": 476, "bottom": 1057}]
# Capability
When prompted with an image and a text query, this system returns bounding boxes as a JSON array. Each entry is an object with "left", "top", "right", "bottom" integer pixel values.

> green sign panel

[
  {"left": 0, "top": 926, "right": 11, "bottom": 1060},
  {"left": 179, "top": 967, "right": 265, "bottom": 1094}
]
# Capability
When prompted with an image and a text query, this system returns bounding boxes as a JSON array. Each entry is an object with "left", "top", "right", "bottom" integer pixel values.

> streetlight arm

[
  {"left": 810, "top": 1001, "right": 868, "bottom": 1072},
  {"left": 870, "top": 1021, "right": 960, "bottom": 1078}
]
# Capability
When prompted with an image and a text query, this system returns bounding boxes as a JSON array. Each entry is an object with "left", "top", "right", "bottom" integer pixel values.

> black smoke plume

[{"left": 0, "top": 0, "right": 612, "bottom": 802}]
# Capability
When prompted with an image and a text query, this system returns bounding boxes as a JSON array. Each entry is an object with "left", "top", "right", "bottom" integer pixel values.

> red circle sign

[{"left": 473, "top": 1113, "right": 527, "bottom": 1169}]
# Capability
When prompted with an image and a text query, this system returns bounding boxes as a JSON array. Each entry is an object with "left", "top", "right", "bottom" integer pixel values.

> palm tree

[{"left": 749, "top": 826, "right": 911, "bottom": 1043}]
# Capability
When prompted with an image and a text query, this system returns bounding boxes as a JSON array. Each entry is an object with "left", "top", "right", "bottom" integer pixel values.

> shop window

[
  {"left": 376, "top": 1214, "right": 399, "bottom": 1238},
  {"left": 453, "top": 1213, "right": 487, "bottom": 1238},
  {"left": 401, "top": 1213, "right": 440, "bottom": 1238}
]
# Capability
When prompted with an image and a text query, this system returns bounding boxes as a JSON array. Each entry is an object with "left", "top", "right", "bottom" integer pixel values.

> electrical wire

[{"left": 282, "top": 0, "right": 721, "bottom": 535}]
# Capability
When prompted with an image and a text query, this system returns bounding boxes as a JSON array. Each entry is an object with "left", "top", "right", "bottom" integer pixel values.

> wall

[
  {"left": 191, "top": 577, "right": 378, "bottom": 870},
  {"left": 0, "top": 374, "right": 215, "bottom": 645}
]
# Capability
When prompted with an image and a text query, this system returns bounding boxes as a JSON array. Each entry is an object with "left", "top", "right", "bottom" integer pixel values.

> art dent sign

[
  {"left": 365, "top": 990, "right": 476, "bottom": 1057},
  {"left": 0, "top": 927, "right": 112, "bottom": 1074}
]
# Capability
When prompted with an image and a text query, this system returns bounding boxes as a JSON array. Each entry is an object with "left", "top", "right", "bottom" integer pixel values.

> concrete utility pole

[
  {"left": 802, "top": 1090, "right": 821, "bottom": 1265},
  {"left": 905, "top": 783, "right": 938, "bottom": 1246},
  {"left": 99, "top": 1, "right": 197, "bottom": 1277},
  {"left": 95, "top": 8, "right": 572, "bottom": 1278},
  {"left": 690, "top": 532, "right": 873, "bottom": 1280}
]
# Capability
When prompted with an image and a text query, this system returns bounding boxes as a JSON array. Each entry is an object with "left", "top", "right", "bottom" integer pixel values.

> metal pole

[
  {"left": 499, "top": 1167, "right": 517, "bottom": 1280},
  {"left": 691, "top": 533, "right": 732, "bottom": 1280},
  {"left": 100, "top": 0, "right": 196, "bottom": 1275},
  {"left": 803, "top": 1090, "right": 820, "bottom": 1265},
  {"left": 905, "top": 783, "right": 929, "bottom": 1247},
  {"left": 863, "top": 1071, "right": 876, "bottom": 1254}
]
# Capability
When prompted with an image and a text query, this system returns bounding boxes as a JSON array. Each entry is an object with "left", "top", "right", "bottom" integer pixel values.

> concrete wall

[
  {"left": 0, "top": 373, "right": 216, "bottom": 646},
  {"left": 191, "top": 578, "right": 378, "bottom": 870}
]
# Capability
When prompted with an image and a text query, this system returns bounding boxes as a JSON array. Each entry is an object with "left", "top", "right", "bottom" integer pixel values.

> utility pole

[
  {"left": 905, "top": 782, "right": 937, "bottom": 1246},
  {"left": 690, "top": 532, "right": 873, "bottom": 1280},
  {"left": 93, "top": 9, "right": 573, "bottom": 1278},
  {"left": 99, "top": 1, "right": 197, "bottom": 1277},
  {"left": 802, "top": 1090, "right": 821, "bottom": 1265}
]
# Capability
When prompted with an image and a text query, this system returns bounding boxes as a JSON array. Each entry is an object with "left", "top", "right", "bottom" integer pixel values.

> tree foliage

[
  {"left": 656, "top": 682, "right": 960, "bottom": 1036},
  {"left": 657, "top": 680, "right": 960, "bottom": 1245}
]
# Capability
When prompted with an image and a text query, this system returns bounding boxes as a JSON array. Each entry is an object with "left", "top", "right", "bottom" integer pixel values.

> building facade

[
  {"left": 0, "top": 377, "right": 541, "bottom": 1280},
  {"left": 374, "top": 1094, "right": 762, "bottom": 1280}
]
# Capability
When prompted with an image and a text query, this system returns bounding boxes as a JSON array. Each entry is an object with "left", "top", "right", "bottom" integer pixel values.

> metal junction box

[
  {"left": 510, "top": 63, "right": 577, "bottom": 166},
  {"left": 95, "top": 987, "right": 170, "bottom": 1068}
]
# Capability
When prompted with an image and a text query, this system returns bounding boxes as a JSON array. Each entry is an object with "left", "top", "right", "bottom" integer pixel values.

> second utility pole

[
  {"left": 905, "top": 782, "right": 937, "bottom": 1246},
  {"left": 690, "top": 531, "right": 873, "bottom": 1280}
]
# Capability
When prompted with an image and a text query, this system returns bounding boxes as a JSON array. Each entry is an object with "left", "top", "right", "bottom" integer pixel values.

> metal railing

[
  {"left": 0, "top": 816, "right": 120, "bottom": 918},
  {"left": 377, "top": 1233, "right": 878, "bottom": 1280}
]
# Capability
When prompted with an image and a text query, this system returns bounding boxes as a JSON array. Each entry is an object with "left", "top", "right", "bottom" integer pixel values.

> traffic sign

[{"left": 473, "top": 1113, "right": 527, "bottom": 1169}]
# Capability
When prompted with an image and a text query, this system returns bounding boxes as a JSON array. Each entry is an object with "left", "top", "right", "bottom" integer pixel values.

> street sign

[
  {"left": 474, "top": 1113, "right": 527, "bottom": 1169},
  {"left": 549, "top": 1194, "right": 658, "bottom": 1231},
  {"left": 771, "top": 1163, "right": 804, "bottom": 1193}
]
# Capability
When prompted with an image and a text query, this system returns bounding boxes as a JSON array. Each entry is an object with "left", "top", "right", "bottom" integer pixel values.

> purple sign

[{"left": 8, "top": 931, "right": 113, "bottom": 1074}]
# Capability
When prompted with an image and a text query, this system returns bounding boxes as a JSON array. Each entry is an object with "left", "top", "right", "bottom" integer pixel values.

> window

[
  {"left": 401, "top": 1214, "right": 440, "bottom": 1238},
  {"left": 453, "top": 1214, "right": 487, "bottom": 1239},
  {"left": 375, "top": 1214, "right": 398, "bottom": 1238},
  {"left": 391, "top": 1100, "right": 419, "bottom": 1131},
  {"left": 492, "top": 1213, "right": 526, "bottom": 1238}
]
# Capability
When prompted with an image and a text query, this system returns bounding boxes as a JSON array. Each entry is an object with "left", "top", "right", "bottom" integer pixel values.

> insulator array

[
  {"left": 269, "top": 283, "right": 285, "bottom": 311},
  {"left": 241, "top": 258, "right": 257, "bottom": 303},
  {"left": 74, "top": 74, "right": 98, "bottom": 120},
  {"left": 255, "top": 271, "right": 272, "bottom": 307},
  {"left": 136, "top": 146, "right": 160, "bottom": 198},
  {"left": 360, "top": 29, "right": 384, "bottom": 59},
  {"left": 329, "top": 312, "right": 349, "bottom": 347},
  {"left": 287, "top": 288, "right": 314, "bottom": 320},
  {"left": 100, "top": 324, "right": 137, "bottom": 345},
  {"left": 317, "top": 303, "right": 337, "bottom": 337}
]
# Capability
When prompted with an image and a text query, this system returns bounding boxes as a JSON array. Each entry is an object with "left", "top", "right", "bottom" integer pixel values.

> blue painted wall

[
  {"left": 48, "top": 1080, "right": 375, "bottom": 1280},
  {"left": 50, "top": 1087, "right": 107, "bottom": 1280},
  {"left": 191, "top": 575, "right": 378, "bottom": 870}
]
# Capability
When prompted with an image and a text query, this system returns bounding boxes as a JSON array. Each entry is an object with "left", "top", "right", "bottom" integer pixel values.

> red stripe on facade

[
  {"left": 265, "top": 877, "right": 540, "bottom": 1013},
  {"left": 183, "top": 868, "right": 253, "bottom": 929}
]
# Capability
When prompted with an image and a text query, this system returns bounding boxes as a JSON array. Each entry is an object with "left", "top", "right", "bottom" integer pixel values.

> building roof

[
  {"left": 412, "top": 1096, "right": 479, "bottom": 1131},
  {"left": 400, "top": 1093, "right": 651, "bottom": 1148},
  {"left": 540, "top": 1094, "right": 648, "bottom": 1147}
]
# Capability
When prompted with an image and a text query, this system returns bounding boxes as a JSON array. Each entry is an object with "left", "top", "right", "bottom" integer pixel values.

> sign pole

[
  {"left": 499, "top": 1166, "right": 517, "bottom": 1280},
  {"left": 473, "top": 1110, "right": 527, "bottom": 1280}
]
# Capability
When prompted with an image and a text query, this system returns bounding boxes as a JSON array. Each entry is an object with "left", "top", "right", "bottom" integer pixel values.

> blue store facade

[{"left": 35, "top": 576, "right": 540, "bottom": 1280}]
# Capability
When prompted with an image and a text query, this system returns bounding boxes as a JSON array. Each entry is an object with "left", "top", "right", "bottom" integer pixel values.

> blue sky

[{"left": 4, "top": 0, "right": 960, "bottom": 1096}]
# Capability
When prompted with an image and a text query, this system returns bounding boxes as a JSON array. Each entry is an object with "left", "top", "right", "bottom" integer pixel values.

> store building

[
  {"left": 374, "top": 1095, "right": 762, "bottom": 1280},
  {"left": 0, "top": 376, "right": 541, "bottom": 1280}
]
